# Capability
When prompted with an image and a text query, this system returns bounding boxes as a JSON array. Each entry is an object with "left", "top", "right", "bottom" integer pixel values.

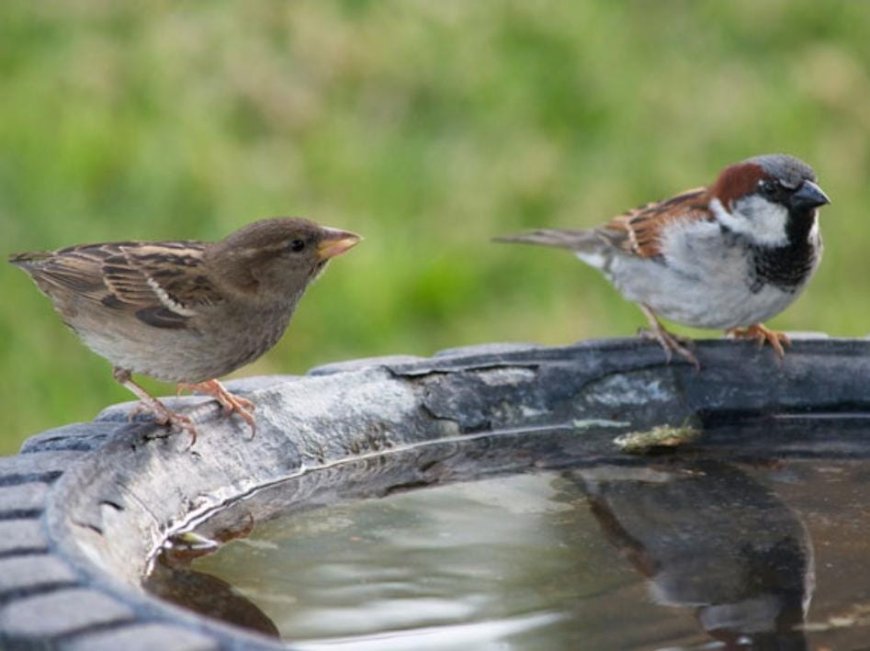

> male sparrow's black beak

[{"left": 790, "top": 180, "right": 830, "bottom": 211}]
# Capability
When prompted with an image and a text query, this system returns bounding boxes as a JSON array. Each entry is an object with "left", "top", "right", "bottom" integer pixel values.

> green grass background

[{"left": 2, "top": 1, "right": 869, "bottom": 454}]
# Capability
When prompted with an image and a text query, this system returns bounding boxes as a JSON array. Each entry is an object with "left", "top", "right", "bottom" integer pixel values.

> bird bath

[{"left": 2, "top": 338, "right": 870, "bottom": 650}]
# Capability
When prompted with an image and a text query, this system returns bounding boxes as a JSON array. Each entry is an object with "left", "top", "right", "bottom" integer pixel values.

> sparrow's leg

[
  {"left": 112, "top": 367, "right": 198, "bottom": 445},
  {"left": 177, "top": 379, "right": 256, "bottom": 437},
  {"left": 638, "top": 304, "right": 700, "bottom": 370},
  {"left": 726, "top": 324, "right": 790, "bottom": 358}
]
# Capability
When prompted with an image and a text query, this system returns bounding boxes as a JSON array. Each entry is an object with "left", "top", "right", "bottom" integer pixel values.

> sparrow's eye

[
  {"left": 758, "top": 179, "right": 779, "bottom": 199},
  {"left": 288, "top": 239, "right": 306, "bottom": 253}
]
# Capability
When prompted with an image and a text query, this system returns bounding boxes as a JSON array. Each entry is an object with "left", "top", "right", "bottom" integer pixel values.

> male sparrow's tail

[{"left": 493, "top": 228, "right": 602, "bottom": 251}]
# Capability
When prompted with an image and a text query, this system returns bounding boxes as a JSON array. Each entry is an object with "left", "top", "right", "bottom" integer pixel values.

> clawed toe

[
  {"left": 217, "top": 393, "right": 256, "bottom": 439},
  {"left": 641, "top": 327, "right": 699, "bottom": 369},
  {"left": 128, "top": 400, "right": 198, "bottom": 446},
  {"left": 638, "top": 305, "right": 700, "bottom": 370},
  {"left": 114, "top": 368, "right": 198, "bottom": 445},
  {"left": 177, "top": 380, "right": 257, "bottom": 438},
  {"left": 162, "top": 412, "right": 199, "bottom": 446},
  {"left": 726, "top": 324, "right": 790, "bottom": 358}
]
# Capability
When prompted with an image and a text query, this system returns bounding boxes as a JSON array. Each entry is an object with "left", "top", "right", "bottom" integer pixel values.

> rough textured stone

[
  {"left": 0, "top": 555, "right": 77, "bottom": 596},
  {"left": 309, "top": 354, "right": 426, "bottom": 376},
  {"left": 19, "top": 423, "right": 119, "bottom": 454},
  {"left": 62, "top": 623, "right": 220, "bottom": 651},
  {"left": 0, "top": 483, "right": 49, "bottom": 518},
  {"left": 0, "top": 520, "right": 47, "bottom": 556},
  {"left": 1, "top": 337, "right": 869, "bottom": 651},
  {"left": 0, "top": 452, "right": 85, "bottom": 486},
  {"left": 0, "top": 588, "right": 133, "bottom": 638},
  {"left": 433, "top": 341, "right": 546, "bottom": 358}
]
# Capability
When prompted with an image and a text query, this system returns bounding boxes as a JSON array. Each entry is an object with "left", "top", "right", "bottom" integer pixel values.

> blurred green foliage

[{"left": 2, "top": 1, "right": 869, "bottom": 453}]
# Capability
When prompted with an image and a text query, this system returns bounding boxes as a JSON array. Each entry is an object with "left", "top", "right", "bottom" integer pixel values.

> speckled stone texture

[{"left": 1, "top": 337, "right": 869, "bottom": 650}]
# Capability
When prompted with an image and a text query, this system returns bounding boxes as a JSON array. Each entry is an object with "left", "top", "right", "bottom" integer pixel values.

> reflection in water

[
  {"left": 145, "top": 428, "right": 870, "bottom": 650},
  {"left": 574, "top": 460, "right": 812, "bottom": 650},
  {"left": 145, "top": 560, "right": 280, "bottom": 638},
  {"left": 145, "top": 510, "right": 280, "bottom": 638}
]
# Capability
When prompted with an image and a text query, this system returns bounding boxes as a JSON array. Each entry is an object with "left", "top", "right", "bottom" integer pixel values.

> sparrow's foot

[
  {"left": 113, "top": 367, "right": 199, "bottom": 445},
  {"left": 726, "top": 324, "right": 790, "bottom": 358},
  {"left": 146, "top": 405, "right": 199, "bottom": 446},
  {"left": 638, "top": 304, "right": 700, "bottom": 370},
  {"left": 177, "top": 379, "right": 256, "bottom": 438}
]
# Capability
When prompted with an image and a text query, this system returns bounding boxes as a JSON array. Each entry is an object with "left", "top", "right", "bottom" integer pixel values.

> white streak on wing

[{"left": 145, "top": 276, "right": 198, "bottom": 316}]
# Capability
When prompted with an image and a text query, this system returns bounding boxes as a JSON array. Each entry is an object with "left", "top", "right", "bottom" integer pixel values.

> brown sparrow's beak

[{"left": 316, "top": 228, "right": 362, "bottom": 260}]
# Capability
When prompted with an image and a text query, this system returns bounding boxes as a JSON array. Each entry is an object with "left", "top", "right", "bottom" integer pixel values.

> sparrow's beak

[
  {"left": 790, "top": 180, "right": 830, "bottom": 211},
  {"left": 316, "top": 228, "right": 362, "bottom": 260}
]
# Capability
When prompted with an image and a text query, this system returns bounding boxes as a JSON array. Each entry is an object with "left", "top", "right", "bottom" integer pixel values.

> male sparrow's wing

[
  {"left": 598, "top": 188, "right": 712, "bottom": 258},
  {"left": 494, "top": 188, "right": 713, "bottom": 260}
]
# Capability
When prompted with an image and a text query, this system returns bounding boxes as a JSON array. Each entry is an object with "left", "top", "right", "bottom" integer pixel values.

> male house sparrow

[
  {"left": 496, "top": 154, "right": 830, "bottom": 367},
  {"left": 10, "top": 217, "right": 361, "bottom": 441}
]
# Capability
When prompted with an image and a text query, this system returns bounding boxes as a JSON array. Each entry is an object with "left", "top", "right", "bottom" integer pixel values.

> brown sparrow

[
  {"left": 496, "top": 154, "right": 830, "bottom": 368},
  {"left": 10, "top": 217, "right": 361, "bottom": 441}
]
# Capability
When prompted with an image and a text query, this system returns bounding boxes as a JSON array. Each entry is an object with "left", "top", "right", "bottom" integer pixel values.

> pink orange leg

[
  {"left": 177, "top": 379, "right": 256, "bottom": 437},
  {"left": 638, "top": 304, "right": 700, "bottom": 370},
  {"left": 112, "top": 367, "right": 198, "bottom": 445},
  {"left": 726, "top": 324, "right": 790, "bottom": 358}
]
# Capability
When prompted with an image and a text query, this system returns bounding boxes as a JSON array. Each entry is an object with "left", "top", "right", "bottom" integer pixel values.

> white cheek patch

[
  {"left": 808, "top": 217, "right": 820, "bottom": 244},
  {"left": 710, "top": 196, "right": 789, "bottom": 246}
]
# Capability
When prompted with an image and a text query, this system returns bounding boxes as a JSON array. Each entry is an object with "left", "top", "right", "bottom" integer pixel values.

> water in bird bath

[{"left": 144, "top": 421, "right": 870, "bottom": 649}]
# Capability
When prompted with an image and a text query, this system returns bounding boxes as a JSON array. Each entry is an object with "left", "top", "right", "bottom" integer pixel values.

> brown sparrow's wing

[
  {"left": 598, "top": 188, "right": 712, "bottom": 258},
  {"left": 106, "top": 243, "right": 226, "bottom": 328},
  {"left": 10, "top": 244, "right": 132, "bottom": 304},
  {"left": 12, "top": 242, "right": 223, "bottom": 329}
]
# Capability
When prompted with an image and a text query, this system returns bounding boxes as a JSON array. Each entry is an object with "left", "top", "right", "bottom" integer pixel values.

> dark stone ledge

[{"left": 0, "top": 336, "right": 868, "bottom": 650}]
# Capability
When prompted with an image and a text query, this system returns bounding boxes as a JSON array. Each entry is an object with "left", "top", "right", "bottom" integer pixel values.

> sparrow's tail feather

[
  {"left": 493, "top": 228, "right": 600, "bottom": 252},
  {"left": 8, "top": 251, "right": 51, "bottom": 269}
]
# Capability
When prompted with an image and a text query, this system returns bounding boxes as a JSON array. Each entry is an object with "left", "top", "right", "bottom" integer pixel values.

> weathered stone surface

[
  {"left": 0, "top": 483, "right": 49, "bottom": 518},
  {"left": 0, "top": 337, "right": 869, "bottom": 650},
  {"left": 0, "top": 452, "right": 86, "bottom": 486},
  {"left": 0, "top": 588, "right": 133, "bottom": 637},
  {"left": 309, "top": 354, "right": 426, "bottom": 376},
  {"left": 0, "top": 555, "right": 77, "bottom": 596},
  {"left": 0, "top": 520, "right": 47, "bottom": 556},
  {"left": 19, "top": 423, "right": 118, "bottom": 454},
  {"left": 62, "top": 623, "right": 221, "bottom": 651},
  {"left": 433, "top": 341, "right": 549, "bottom": 358}
]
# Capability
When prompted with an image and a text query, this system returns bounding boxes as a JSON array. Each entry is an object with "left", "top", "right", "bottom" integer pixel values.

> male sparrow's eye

[
  {"left": 288, "top": 239, "right": 306, "bottom": 252},
  {"left": 758, "top": 179, "right": 778, "bottom": 198}
]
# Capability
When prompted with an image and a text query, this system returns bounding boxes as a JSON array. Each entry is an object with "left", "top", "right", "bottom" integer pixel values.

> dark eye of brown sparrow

[{"left": 288, "top": 239, "right": 306, "bottom": 253}]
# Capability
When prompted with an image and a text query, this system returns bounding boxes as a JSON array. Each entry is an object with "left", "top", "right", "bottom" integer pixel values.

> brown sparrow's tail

[
  {"left": 493, "top": 228, "right": 600, "bottom": 252},
  {"left": 8, "top": 251, "right": 50, "bottom": 270}
]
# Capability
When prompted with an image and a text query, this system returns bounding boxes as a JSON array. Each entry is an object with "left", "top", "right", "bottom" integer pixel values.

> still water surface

[{"left": 146, "top": 428, "right": 870, "bottom": 650}]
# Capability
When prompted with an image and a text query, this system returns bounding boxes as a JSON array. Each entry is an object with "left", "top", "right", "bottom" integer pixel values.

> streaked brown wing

[
  {"left": 14, "top": 241, "right": 223, "bottom": 329},
  {"left": 598, "top": 188, "right": 712, "bottom": 258},
  {"left": 117, "top": 243, "right": 224, "bottom": 311},
  {"left": 11, "top": 244, "right": 119, "bottom": 297}
]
